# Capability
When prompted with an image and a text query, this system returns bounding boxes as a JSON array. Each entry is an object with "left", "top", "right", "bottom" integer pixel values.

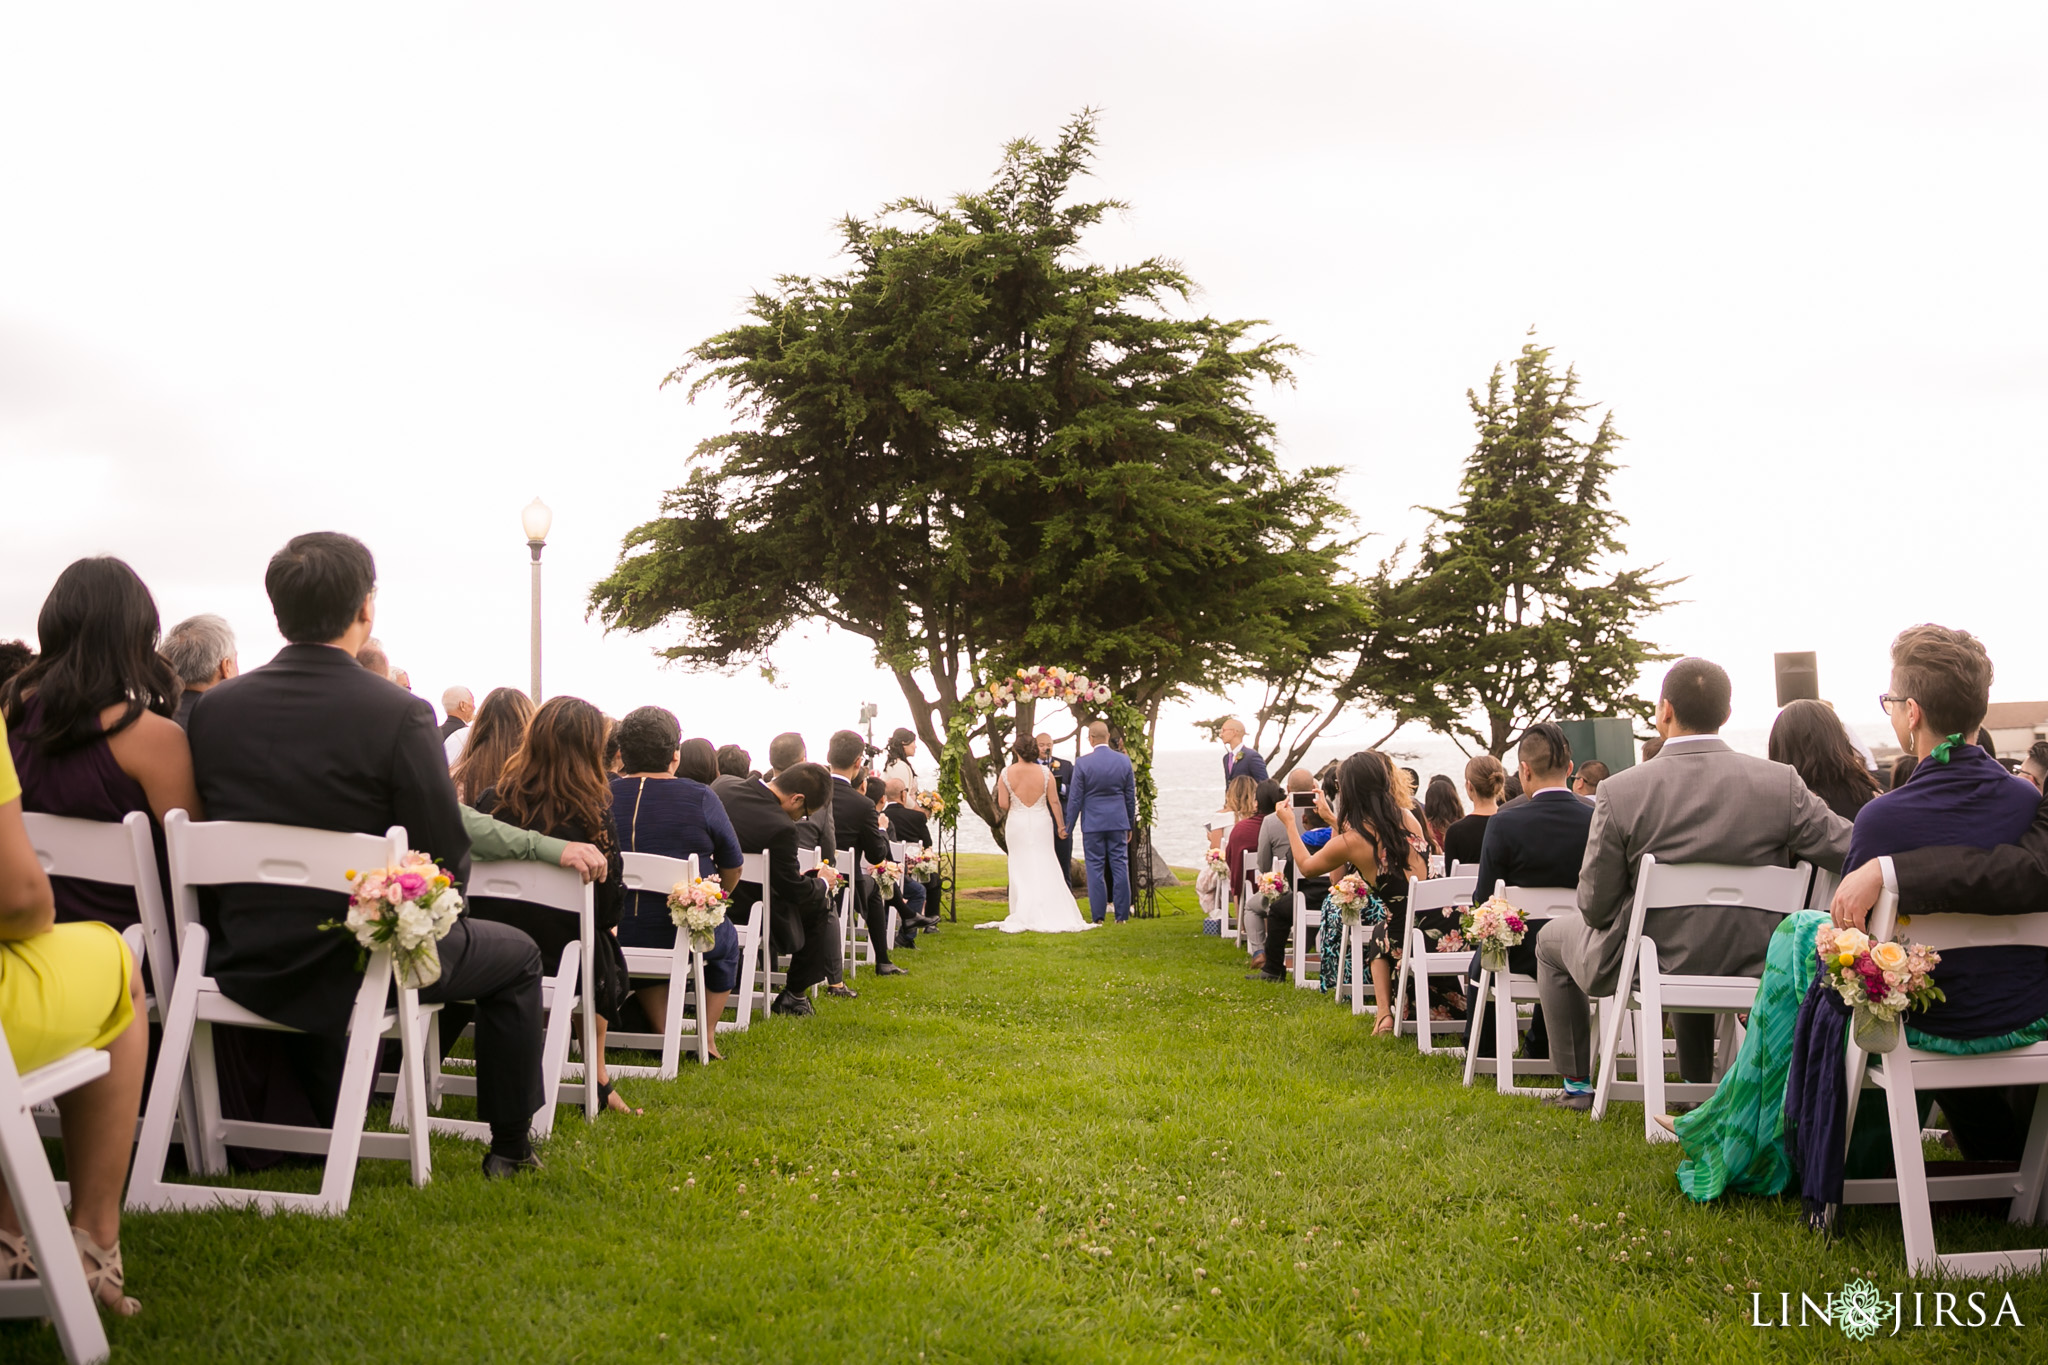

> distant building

[{"left": 1983, "top": 701, "right": 2048, "bottom": 761}]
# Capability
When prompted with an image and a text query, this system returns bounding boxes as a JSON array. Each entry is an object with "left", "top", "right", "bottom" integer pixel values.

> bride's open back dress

[{"left": 980, "top": 766, "right": 1095, "bottom": 934}]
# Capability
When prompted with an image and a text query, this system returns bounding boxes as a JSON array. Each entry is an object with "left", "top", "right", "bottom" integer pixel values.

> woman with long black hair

[
  {"left": 1767, "top": 699, "right": 1881, "bottom": 821},
  {"left": 2, "top": 557, "right": 199, "bottom": 930},
  {"left": 882, "top": 727, "right": 921, "bottom": 803},
  {"left": 1277, "top": 751, "right": 1427, "bottom": 1034}
]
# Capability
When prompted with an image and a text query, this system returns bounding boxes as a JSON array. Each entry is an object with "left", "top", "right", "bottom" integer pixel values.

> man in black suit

[
  {"left": 1461, "top": 722, "right": 1592, "bottom": 1059},
  {"left": 187, "top": 532, "right": 547, "bottom": 1177},
  {"left": 438, "top": 685, "right": 473, "bottom": 742},
  {"left": 716, "top": 762, "right": 837, "bottom": 1016},
  {"left": 827, "top": 730, "right": 906, "bottom": 974},
  {"left": 1037, "top": 732, "right": 1076, "bottom": 887},
  {"left": 882, "top": 780, "right": 931, "bottom": 847}
]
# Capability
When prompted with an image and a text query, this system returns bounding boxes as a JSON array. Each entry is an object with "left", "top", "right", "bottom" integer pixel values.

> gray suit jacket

[{"left": 1556, "top": 737, "right": 1851, "bottom": 994}]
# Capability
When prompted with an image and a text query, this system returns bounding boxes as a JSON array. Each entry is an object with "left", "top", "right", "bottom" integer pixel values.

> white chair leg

[
  {"left": 1462, "top": 968, "right": 1490, "bottom": 1088},
  {"left": 1391, "top": 937, "right": 1412, "bottom": 1037},
  {"left": 1885, "top": 1060, "right": 1941, "bottom": 1276},
  {"left": 2010, "top": 1084, "right": 2048, "bottom": 1227},
  {"left": 657, "top": 940, "right": 689, "bottom": 1080},
  {"left": 1496, "top": 973, "right": 1521, "bottom": 1096},
  {"left": 186, "top": 1018, "right": 229, "bottom": 1175},
  {"left": 0, "top": 1082, "right": 109, "bottom": 1364},
  {"left": 1590, "top": 993, "right": 1626, "bottom": 1123},
  {"left": 394, "top": 986, "right": 432, "bottom": 1188},
  {"left": 128, "top": 926, "right": 209, "bottom": 1212},
  {"left": 692, "top": 951, "right": 711, "bottom": 1065},
  {"left": 1637, "top": 966, "right": 1670, "bottom": 1142},
  {"left": 532, "top": 950, "right": 580, "bottom": 1142}
]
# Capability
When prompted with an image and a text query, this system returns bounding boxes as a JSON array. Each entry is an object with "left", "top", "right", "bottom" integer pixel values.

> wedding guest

[
  {"left": 868, "top": 775, "right": 930, "bottom": 932},
  {"left": 713, "top": 744, "right": 751, "bottom": 791},
  {"left": 1675, "top": 625, "right": 2047, "bottom": 1200},
  {"left": 0, "top": 707, "right": 149, "bottom": 1315},
  {"left": 161, "top": 612, "right": 239, "bottom": 729},
  {"left": 0, "top": 641, "right": 31, "bottom": 690},
  {"left": 1463, "top": 724, "right": 1590, "bottom": 1059},
  {"left": 883, "top": 778, "right": 931, "bottom": 847},
  {"left": 1889, "top": 753, "right": 1918, "bottom": 790},
  {"left": 1768, "top": 697, "right": 1881, "bottom": 821},
  {"left": 1219, "top": 718, "right": 1268, "bottom": 787},
  {"left": 1277, "top": 751, "right": 1426, "bottom": 1032},
  {"left": 676, "top": 737, "right": 719, "bottom": 785},
  {"left": 609, "top": 707, "right": 743, "bottom": 1060},
  {"left": 1534, "top": 658, "right": 1849, "bottom": 1112},
  {"left": 768, "top": 732, "right": 834, "bottom": 855},
  {"left": 827, "top": 729, "right": 905, "bottom": 974},
  {"left": 440, "top": 685, "right": 475, "bottom": 761},
  {"left": 3, "top": 557, "right": 198, "bottom": 931},
  {"left": 1502, "top": 772, "right": 1525, "bottom": 805},
  {"left": 1248, "top": 767, "right": 1317, "bottom": 981},
  {"left": 2022, "top": 740, "right": 2048, "bottom": 793},
  {"left": 1038, "top": 732, "right": 1076, "bottom": 883},
  {"left": 1204, "top": 776, "right": 1258, "bottom": 912},
  {"left": 1640, "top": 735, "right": 1665, "bottom": 762},
  {"left": 451, "top": 686, "right": 536, "bottom": 801},
  {"left": 1233, "top": 780, "right": 1279, "bottom": 965},
  {"left": 1442, "top": 755, "right": 1504, "bottom": 871},
  {"left": 190, "top": 532, "right": 545, "bottom": 1177},
  {"left": 1571, "top": 760, "right": 1610, "bottom": 797},
  {"left": 882, "top": 727, "right": 922, "bottom": 802},
  {"left": 355, "top": 642, "right": 390, "bottom": 678},
  {"left": 718, "top": 763, "right": 835, "bottom": 1016},
  {"left": 472, "top": 695, "right": 636, "bottom": 1115},
  {"left": 1422, "top": 774, "right": 1463, "bottom": 855}
]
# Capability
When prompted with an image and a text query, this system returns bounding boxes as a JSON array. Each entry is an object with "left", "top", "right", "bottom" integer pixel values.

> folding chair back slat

[{"left": 735, "top": 852, "right": 772, "bottom": 1019}]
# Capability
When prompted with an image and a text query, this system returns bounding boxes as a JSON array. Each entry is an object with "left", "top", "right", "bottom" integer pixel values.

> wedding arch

[{"left": 934, "top": 665, "right": 1157, "bottom": 833}]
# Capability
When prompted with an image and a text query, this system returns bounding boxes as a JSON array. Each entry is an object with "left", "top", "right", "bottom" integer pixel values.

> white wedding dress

[{"left": 980, "top": 766, "right": 1095, "bottom": 934}]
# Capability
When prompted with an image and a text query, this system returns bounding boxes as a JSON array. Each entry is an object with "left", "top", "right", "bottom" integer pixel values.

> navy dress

[{"left": 611, "top": 775, "right": 745, "bottom": 992}]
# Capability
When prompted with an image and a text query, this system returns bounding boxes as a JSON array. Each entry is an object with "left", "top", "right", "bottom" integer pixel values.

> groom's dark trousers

[{"left": 1082, "top": 829, "right": 1132, "bottom": 923}]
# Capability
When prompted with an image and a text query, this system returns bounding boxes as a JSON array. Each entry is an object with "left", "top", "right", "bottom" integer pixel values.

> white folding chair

[
  {"left": 1835, "top": 890, "right": 2048, "bottom": 1277},
  {"left": 608, "top": 852, "right": 708, "bottom": 1077},
  {"left": 1390, "top": 874, "right": 1477, "bottom": 1047},
  {"left": 0, "top": 1018, "right": 113, "bottom": 1363},
  {"left": 1463, "top": 885, "right": 1575, "bottom": 1093},
  {"left": 22, "top": 811, "right": 199, "bottom": 1156},
  {"left": 466, "top": 859, "right": 599, "bottom": 1132},
  {"left": 733, "top": 852, "right": 773, "bottom": 1019},
  {"left": 1290, "top": 865, "right": 1320, "bottom": 991},
  {"left": 1239, "top": 870, "right": 1267, "bottom": 961},
  {"left": 1591, "top": 855, "right": 1812, "bottom": 1140},
  {"left": 127, "top": 813, "right": 433, "bottom": 1216},
  {"left": 1217, "top": 865, "right": 1237, "bottom": 942},
  {"left": 836, "top": 849, "right": 869, "bottom": 976}
]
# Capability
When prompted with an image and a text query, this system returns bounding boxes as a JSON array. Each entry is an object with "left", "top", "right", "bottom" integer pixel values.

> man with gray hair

[
  {"left": 440, "top": 685, "right": 476, "bottom": 763},
  {"left": 162, "top": 613, "right": 239, "bottom": 730}
]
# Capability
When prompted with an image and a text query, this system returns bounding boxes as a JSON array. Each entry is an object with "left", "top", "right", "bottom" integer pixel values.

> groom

[{"left": 1066, "top": 720, "right": 1137, "bottom": 924}]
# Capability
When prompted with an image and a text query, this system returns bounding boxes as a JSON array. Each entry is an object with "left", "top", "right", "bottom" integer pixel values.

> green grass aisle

[{"left": 14, "top": 857, "right": 2047, "bottom": 1362}]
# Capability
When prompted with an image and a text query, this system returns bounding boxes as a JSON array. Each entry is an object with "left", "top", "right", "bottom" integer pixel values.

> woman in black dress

[
  {"left": 1441, "top": 754, "right": 1504, "bottom": 871},
  {"left": 474, "top": 695, "right": 638, "bottom": 1115}
]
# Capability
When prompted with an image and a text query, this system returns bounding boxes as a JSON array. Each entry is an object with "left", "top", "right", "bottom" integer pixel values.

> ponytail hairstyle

[{"left": 887, "top": 726, "right": 918, "bottom": 767}]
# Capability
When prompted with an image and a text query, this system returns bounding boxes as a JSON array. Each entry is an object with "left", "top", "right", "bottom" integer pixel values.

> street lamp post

[{"left": 521, "top": 497, "right": 552, "bottom": 702}]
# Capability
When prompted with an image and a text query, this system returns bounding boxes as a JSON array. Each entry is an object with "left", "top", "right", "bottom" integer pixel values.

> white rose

[{"left": 395, "top": 899, "right": 435, "bottom": 949}]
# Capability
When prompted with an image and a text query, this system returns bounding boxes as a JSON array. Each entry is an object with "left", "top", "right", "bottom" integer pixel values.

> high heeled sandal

[
  {"left": 595, "top": 1080, "right": 642, "bottom": 1117},
  {"left": 72, "top": 1226, "right": 139, "bottom": 1316},
  {"left": 0, "top": 1228, "right": 33, "bottom": 1280}
]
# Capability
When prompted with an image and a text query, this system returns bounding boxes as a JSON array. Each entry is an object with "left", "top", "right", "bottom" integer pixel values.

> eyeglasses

[{"left": 1877, "top": 693, "right": 1913, "bottom": 714}]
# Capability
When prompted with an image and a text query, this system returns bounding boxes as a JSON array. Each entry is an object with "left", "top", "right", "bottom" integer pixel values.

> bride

[{"left": 980, "top": 735, "right": 1095, "bottom": 934}]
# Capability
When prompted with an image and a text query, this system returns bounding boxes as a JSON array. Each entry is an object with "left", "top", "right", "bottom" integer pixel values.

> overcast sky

[{"left": 4, "top": 3, "right": 2043, "bottom": 758}]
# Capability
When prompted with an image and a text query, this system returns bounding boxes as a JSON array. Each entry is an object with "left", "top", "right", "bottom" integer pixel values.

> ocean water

[{"left": 945, "top": 722, "right": 1895, "bottom": 869}]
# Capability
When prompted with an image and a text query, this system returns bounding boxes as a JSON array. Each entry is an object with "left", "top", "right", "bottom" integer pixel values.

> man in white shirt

[{"left": 442, "top": 686, "right": 476, "bottom": 764}]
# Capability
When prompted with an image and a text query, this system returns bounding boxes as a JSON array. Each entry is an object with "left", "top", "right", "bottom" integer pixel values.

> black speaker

[{"left": 1774, "top": 652, "right": 1819, "bottom": 707}]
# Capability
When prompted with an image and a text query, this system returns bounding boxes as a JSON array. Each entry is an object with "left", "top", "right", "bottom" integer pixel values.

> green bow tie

[{"left": 1927, "top": 733, "right": 1966, "bottom": 764}]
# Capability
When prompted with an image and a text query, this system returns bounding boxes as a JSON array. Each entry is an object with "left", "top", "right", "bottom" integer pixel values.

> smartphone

[{"left": 1289, "top": 791, "right": 1317, "bottom": 809}]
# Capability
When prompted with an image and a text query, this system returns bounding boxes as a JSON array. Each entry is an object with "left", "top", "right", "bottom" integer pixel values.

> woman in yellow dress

[{"left": 0, "top": 711, "right": 147, "bottom": 1315}]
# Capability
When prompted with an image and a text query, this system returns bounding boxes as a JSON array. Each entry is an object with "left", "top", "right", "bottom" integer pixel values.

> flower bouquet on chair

[
  {"left": 1251, "top": 868, "right": 1287, "bottom": 909},
  {"left": 814, "top": 863, "right": 844, "bottom": 896},
  {"left": 870, "top": 860, "right": 903, "bottom": 899},
  {"left": 327, "top": 852, "right": 465, "bottom": 989},
  {"left": 666, "top": 876, "right": 730, "bottom": 952},
  {"left": 906, "top": 851, "right": 941, "bottom": 880},
  {"left": 1328, "top": 873, "right": 1379, "bottom": 930},
  {"left": 1814, "top": 924, "right": 1943, "bottom": 1053},
  {"left": 1460, "top": 896, "right": 1527, "bottom": 975}
]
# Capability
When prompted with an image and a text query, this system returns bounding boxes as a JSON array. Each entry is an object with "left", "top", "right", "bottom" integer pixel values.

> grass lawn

[{"left": 12, "top": 854, "right": 2047, "bottom": 1362}]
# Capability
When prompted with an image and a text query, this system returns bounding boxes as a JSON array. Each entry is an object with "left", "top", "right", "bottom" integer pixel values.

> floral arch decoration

[{"left": 934, "top": 665, "right": 1156, "bottom": 831}]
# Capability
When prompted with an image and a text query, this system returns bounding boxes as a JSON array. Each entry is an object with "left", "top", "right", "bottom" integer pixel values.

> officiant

[{"left": 1037, "top": 732, "right": 1075, "bottom": 885}]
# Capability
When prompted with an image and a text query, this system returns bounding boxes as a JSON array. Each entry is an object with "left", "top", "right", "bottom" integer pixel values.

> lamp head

[{"left": 521, "top": 497, "right": 553, "bottom": 545}]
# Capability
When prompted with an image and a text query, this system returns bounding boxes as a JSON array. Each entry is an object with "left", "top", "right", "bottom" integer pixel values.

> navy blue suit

[
  {"left": 1066, "top": 746, "right": 1137, "bottom": 922},
  {"left": 1466, "top": 787, "right": 1593, "bottom": 1058},
  {"left": 1222, "top": 746, "right": 1269, "bottom": 787}
]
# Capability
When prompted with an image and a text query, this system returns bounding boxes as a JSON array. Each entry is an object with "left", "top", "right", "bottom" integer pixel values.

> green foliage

[
  {"left": 589, "top": 111, "right": 1353, "bottom": 834},
  {"left": 1358, "top": 339, "right": 1679, "bottom": 757}
]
